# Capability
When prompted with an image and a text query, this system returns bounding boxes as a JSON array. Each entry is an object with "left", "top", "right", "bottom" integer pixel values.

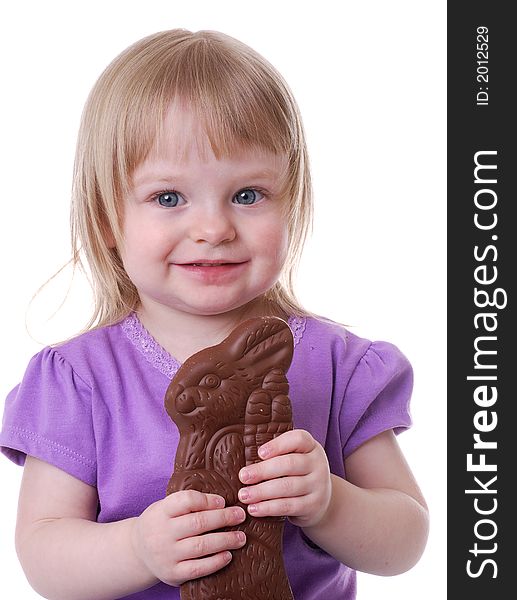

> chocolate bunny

[{"left": 165, "top": 316, "right": 294, "bottom": 600}]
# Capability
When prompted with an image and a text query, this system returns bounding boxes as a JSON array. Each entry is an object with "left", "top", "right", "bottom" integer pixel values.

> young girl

[{"left": 0, "top": 29, "right": 428, "bottom": 599}]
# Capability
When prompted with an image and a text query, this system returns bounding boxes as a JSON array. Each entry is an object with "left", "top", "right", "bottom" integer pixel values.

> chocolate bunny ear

[{"left": 230, "top": 317, "right": 294, "bottom": 377}]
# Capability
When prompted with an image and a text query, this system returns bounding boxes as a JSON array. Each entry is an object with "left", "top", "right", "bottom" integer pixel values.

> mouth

[
  {"left": 176, "top": 260, "right": 246, "bottom": 267},
  {"left": 187, "top": 262, "right": 240, "bottom": 267},
  {"left": 173, "top": 260, "right": 249, "bottom": 283}
]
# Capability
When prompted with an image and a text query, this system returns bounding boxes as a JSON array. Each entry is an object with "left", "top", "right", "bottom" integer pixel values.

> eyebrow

[
  {"left": 133, "top": 174, "right": 177, "bottom": 187},
  {"left": 133, "top": 169, "right": 282, "bottom": 187},
  {"left": 132, "top": 169, "right": 180, "bottom": 184}
]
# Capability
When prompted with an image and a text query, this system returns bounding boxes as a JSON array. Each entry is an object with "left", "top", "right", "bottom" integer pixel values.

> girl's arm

[
  {"left": 15, "top": 456, "right": 246, "bottom": 600},
  {"left": 238, "top": 429, "right": 429, "bottom": 576},
  {"left": 302, "top": 430, "right": 429, "bottom": 575}
]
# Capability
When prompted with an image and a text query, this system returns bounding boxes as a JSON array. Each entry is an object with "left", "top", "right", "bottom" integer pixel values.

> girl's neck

[{"left": 135, "top": 297, "right": 286, "bottom": 363}]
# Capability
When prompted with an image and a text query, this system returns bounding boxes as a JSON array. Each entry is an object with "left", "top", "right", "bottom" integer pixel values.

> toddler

[{"left": 0, "top": 29, "right": 428, "bottom": 599}]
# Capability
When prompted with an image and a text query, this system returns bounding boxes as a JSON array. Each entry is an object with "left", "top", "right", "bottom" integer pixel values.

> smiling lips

[
  {"left": 174, "top": 260, "right": 248, "bottom": 282},
  {"left": 176, "top": 260, "right": 247, "bottom": 267}
]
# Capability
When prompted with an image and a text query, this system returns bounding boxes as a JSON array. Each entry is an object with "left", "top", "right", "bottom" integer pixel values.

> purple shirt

[{"left": 1, "top": 314, "right": 413, "bottom": 599}]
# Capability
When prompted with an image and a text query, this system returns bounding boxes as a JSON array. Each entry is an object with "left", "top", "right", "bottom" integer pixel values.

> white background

[{"left": 0, "top": 1, "right": 446, "bottom": 597}]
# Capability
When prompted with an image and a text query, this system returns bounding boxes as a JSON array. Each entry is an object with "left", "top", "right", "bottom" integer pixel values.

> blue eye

[
  {"left": 233, "top": 188, "right": 264, "bottom": 205},
  {"left": 156, "top": 191, "right": 181, "bottom": 208}
]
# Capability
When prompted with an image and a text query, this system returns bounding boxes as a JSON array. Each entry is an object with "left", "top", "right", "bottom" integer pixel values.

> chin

[
  {"left": 190, "top": 303, "right": 247, "bottom": 317},
  {"left": 184, "top": 294, "right": 262, "bottom": 317}
]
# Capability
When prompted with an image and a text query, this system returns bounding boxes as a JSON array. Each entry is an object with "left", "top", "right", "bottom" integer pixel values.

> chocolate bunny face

[{"left": 165, "top": 317, "right": 293, "bottom": 428}]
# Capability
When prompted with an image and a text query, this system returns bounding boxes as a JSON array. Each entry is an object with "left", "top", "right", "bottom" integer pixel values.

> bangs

[{"left": 106, "top": 30, "right": 299, "bottom": 194}]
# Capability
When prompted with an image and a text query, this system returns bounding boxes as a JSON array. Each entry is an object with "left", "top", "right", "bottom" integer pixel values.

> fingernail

[
  {"left": 214, "top": 495, "right": 225, "bottom": 508},
  {"left": 258, "top": 445, "right": 269, "bottom": 458},
  {"left": 233, "top": 507, "right": 246, "bottom": 520},
  {"left": 248, "top": 504, "right": 258, "bottom": 514},
  {"left": 239, "top": 488, "right": 249, "bottom": 501},
  {"left": 240, "top": 468, "right": 250, "bottom": 483},
  {"left": 236, "top": 531, "right": 246, "bottom": 543}
]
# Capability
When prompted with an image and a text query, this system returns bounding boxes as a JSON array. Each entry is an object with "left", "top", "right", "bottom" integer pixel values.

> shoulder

[
  {"left": 292, "top": 315, "right": 413, "bottom": 402},
  {"left": 297, "top": 315, "right": 409, "bottom": 369},
  {"left": 44, "top": 320, "right": 128, "bottom": 387},
  {"left": 0, "top": 325, "right": 124, "bottom": 484}
]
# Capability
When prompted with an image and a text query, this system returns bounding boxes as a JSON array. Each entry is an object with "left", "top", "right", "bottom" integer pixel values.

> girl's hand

[
  {"left": 131, "top": 490, "right": 247, "bottom": 587},
  {"left": 238, "top": 429, "right": 332, "bottom": 528}
]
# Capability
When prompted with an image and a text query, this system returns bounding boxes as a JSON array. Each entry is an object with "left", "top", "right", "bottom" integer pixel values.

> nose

[
  {"left": 189, "top": 204, "right": 236, "bottom": 246},
  {"left": 176, "top": 388, "right": 199, "bottom": 414}
]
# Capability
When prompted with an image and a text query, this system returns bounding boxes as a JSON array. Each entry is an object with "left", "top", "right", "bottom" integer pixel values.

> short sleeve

[
  {"left": 0, "top": 347, "right": 97, "bottom": 485},
  {"left": 341, "top": 341, "right": 413, "bottom": 459}
]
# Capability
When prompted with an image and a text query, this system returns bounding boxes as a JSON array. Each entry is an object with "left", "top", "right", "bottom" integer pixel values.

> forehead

[{"left": 137, "top": 102, "right": 288, "bottom": 177}]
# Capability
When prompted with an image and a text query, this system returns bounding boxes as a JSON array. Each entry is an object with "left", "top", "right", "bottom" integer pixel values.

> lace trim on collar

[{"left": 121, "top": 312, "right": 307, "bottom": 379}]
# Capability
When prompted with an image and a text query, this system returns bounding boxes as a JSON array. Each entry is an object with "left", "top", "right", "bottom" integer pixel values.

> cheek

[
  {"left": 255, "top": 220, "right": 289, "bottom": 265},
  {"left": 122, "top": 213, "right": 175, "bottom": 260}
]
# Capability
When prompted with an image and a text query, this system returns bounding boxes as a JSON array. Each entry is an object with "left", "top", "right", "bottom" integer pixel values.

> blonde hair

[{"left": 71, "top": 29, "right": 313, "bottom": 330}]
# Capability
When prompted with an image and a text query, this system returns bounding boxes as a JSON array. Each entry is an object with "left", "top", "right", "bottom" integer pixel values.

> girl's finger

[
  {"left": 238, "top": 475, "right": 309, "bottom": 505},
  {"left": 164, "top": 490, "right": 225, "bottom": 518},
  {"left": 175, "top": 551, "right": 234, "bottom": 583},
  {"left": 245, "top": 496, "right": 305, "bottom": 519},
  {"left": 177, "top": 529, "right": 246, "bottom": 560},
  {"left": 239, "top": 452, "right": 309, "bottom": 485},
  {"left": 257, "top": 429, "right": 316, "bottom": 460},
  {"left": 173, "top": 506, "right": 246, "bottom": 540}
]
